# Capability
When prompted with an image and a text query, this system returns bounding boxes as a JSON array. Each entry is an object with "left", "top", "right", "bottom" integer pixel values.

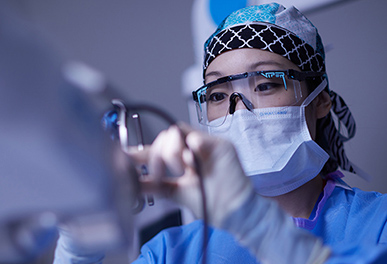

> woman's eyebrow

[
  {"left": 204, "top": 60, "right": 287, "bottom": 81},
  {"left": 204, "top": 70, "right": 223, "bottom": 79},
  {"left": 248, "top": 61, "right": 285, "bottom": 71}
]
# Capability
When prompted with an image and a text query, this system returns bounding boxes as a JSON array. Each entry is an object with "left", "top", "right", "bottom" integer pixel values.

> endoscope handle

[{"left": 131, "top": 113, "right": 154, "bottom": 206}]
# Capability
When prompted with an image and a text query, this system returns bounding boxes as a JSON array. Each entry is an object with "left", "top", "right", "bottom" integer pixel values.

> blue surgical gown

[{"left": 133, "top": 172, "right": 387, "bottom": 264}]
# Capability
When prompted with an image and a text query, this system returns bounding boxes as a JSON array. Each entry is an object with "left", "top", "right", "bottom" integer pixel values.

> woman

[{"left": 55, "top": 3, "right": 387, "bottom": 264}]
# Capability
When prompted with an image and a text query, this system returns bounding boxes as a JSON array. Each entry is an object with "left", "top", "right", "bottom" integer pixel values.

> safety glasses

[{"left": 192, "top": 69, "right": 324, "bottom": 127}]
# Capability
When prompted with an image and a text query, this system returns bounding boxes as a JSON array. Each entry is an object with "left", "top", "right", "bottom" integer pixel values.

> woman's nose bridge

[
  {"left": 234, "top": 96, "right": 248, "bottom": 110},
  {"left": 230, "top": 79, "right": 252, "bottom": 110},
  {"left": 229, "top": 92, "right": 254, "bottom": 115}
]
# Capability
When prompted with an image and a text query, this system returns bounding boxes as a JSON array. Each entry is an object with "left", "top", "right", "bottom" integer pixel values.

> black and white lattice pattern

[{"left": 203, "top": 23, "right": 325, "bottom": 74}]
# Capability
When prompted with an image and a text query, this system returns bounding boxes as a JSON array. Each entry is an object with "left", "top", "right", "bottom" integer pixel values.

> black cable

[{"left": 192, "top": 153, "right": 208, "bottom": 264}]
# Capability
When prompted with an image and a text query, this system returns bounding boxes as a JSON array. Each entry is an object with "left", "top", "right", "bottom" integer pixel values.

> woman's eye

[
  {"left": 208, "top": 92, "right": 227, "bottom": 102},
  {"left": 255, "top": 82, "right": 282, "bottom": 92}
]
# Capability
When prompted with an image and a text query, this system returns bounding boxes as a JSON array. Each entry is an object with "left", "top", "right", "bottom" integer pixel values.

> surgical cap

[
  {"left": 201, "top": 3, "right": 369, "bottom": 180},
  {"left": 203, "top": 3, "right": 325, "bottom": 75}
]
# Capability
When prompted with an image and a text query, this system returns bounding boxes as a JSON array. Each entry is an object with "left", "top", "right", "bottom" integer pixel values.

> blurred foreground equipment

[{"left": 0, "top": 6, "right": 138, "bottom": 263}]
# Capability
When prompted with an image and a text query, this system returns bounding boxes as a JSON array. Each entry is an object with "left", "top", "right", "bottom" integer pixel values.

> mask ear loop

[
  {"left": 299, "top": 78, "right": 371, "bottom": 181},
  {"left": 301, "top": 78, "right": 328, "bottom": 107}
]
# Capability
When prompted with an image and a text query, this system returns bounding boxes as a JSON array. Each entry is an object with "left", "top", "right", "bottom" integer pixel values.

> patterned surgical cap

[{"left": 203, "top": 3, "right": 325, "bottom": 75}]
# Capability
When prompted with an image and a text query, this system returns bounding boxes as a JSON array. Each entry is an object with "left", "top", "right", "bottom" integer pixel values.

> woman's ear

[{"left": 316, "top": 91, "right": 332, "bottom": 119}]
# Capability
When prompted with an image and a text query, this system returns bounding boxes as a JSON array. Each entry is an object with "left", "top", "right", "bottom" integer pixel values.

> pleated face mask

[{"left": 208, "top": 79, "right": 329, "bottom": 196}]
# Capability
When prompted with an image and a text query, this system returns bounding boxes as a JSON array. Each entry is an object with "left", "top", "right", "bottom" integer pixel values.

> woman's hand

[{"left": 126, "top": 123, "right": 253, "bottom": 226}]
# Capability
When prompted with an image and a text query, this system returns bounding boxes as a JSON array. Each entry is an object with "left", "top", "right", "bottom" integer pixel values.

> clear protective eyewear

[{"left": 192, "top": 69, "right": 324, "bottom": 127}]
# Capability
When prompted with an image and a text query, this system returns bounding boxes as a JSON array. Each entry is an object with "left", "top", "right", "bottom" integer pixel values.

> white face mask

[{"left": 208, "top": 79, "right": 329, "bottom": 197}]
